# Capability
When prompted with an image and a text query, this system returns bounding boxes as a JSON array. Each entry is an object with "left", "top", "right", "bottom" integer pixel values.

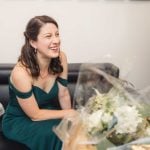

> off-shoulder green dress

[{"left": 2, "top": 77, "right": 68, "bottom": 150}]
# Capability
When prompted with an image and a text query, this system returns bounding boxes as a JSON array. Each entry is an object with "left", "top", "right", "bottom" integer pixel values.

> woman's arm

[
  {"left": 18, "top": 96, "right": 74, "bottom": 121},
  {"left": 58, "top": 51, "right": 72, "bottom": 109},
  {"left": 58, "top": 84, "right": 72, "bottom": 109},
  {"left": 11, "top": 65, "right": 74, "bottom": 121}
]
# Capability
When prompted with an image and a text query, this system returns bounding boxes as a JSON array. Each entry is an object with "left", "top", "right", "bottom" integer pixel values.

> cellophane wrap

[{"left": 53, "top": 63, "right": 150, "bottom": 150}]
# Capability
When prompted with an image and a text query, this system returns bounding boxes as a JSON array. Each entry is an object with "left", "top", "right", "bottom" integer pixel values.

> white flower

[
  {"left": 87, "top": 110, "right": 103, "bottom": 131},
  {"left": 145, "top": 127, "right": 150, "bottom": 136},
  {"left": 114, "top": 105, "right": 143, "bottom": 134},
  {"left": 101, "top": 113, "right": 113, "bottom": 124}
]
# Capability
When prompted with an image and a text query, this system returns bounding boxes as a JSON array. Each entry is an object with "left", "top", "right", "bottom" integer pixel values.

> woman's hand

[{"left": 63, "top": 109, "right": 79, "bottom": 120}]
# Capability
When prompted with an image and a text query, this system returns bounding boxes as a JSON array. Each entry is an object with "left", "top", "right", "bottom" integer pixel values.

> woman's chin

[
  {"left": 46, "top": 50, "right": 60, "bottom": 58},
  {"left": 50, "top": 53, "right": 59, "bottom": 58}
]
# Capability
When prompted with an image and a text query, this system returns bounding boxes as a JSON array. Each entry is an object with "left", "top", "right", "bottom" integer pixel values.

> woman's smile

[{"left": 48, "top": 46, "right": 59, "bottom": 52}]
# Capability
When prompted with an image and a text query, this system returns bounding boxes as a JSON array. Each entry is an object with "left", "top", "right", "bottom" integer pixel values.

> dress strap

[
  {"left": 9, "top": 78, "right": 32, "bottom": 99},
  {"left": 56, "top": 77, "right": 68, "bottom": 87}
]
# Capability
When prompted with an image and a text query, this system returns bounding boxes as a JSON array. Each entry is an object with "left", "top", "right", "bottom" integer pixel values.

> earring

[{"left": 34, "top": 48, "right": 37, "bottom": 54}]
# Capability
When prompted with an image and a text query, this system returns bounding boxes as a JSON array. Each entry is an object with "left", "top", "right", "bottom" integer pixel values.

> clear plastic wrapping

[{"left": 53, "top": 63, "right": 150, "bottom": 150}]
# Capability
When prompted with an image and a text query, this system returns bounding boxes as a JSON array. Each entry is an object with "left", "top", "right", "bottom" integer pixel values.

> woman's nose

[{"left": 52, "top": 36, "right": 60, "bottom": 44}]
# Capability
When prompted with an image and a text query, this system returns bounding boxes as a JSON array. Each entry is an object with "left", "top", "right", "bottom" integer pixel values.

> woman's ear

[{"left": 29, "top": 40, "right": 37, "bottom": 49}]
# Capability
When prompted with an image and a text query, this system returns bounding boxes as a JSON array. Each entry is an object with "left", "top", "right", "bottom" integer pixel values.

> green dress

[{"left": 2, "top": 77, "right": 68, "bottom": 150}]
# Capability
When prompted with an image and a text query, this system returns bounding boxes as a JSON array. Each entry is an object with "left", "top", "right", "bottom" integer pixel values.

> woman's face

[{"left": 33, "top": 23, "right": 60, "bottom": 59}]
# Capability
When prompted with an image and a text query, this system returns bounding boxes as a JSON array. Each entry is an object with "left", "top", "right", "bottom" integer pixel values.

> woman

[{"left": 2, "top": 15, "right": 75, "bottom": 150}]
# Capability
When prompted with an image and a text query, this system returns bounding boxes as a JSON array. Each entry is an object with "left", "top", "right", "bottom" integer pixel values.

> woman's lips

[{"left": 49, "top": 47, "right": 59, "bottom": 51}]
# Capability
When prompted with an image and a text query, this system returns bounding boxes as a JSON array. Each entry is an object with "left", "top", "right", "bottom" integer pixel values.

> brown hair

[{"left": 18, "top": 15, "right": 63, "bottom": 77}]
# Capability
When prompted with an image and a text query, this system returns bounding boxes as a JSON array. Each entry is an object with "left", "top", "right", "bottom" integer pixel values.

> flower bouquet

[{"left": 53, "top": 63, "right": 150, "bottom": 150}]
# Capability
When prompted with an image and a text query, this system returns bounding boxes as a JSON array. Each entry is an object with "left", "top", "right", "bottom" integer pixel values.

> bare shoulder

[{"left": 11, "top": 63, "right": 32, "bottom": 92}]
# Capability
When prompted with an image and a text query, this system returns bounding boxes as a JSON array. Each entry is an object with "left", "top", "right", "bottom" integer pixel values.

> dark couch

[{"left": 0, "top": 63, "right": 119, "bottom": 150}]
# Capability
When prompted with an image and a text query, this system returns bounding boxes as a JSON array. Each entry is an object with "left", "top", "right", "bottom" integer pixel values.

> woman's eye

[
  {"left": 56, "top": 33, "right": 59, "bottom": 37},
  {"left": 47, "top": 36, "right": 51, "bottom": 38}
]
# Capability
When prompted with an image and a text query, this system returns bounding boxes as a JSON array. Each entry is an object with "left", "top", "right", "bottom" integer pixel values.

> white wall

[{"left": 0, "top": 0, "right": 150, "bottom": 89}]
